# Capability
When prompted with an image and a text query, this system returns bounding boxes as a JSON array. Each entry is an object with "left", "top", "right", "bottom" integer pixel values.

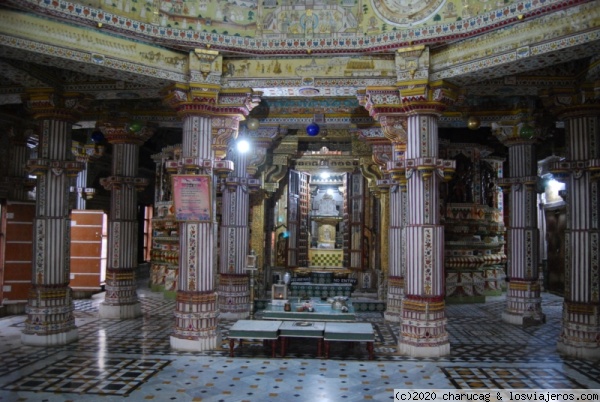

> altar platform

[
  {"left": 262, "top": 297, "right": 356, "bottom": 321},
  {"left": 289, "top": 282, "right": 353, "bottom": 298}
]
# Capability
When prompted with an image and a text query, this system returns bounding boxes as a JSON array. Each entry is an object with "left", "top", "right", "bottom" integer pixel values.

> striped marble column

[
  {"left": 170, "top": 115, "right": 223, "bottom": 351},
  {"left": 218, "top": 148, "right": 252, "bottom": 318},
  {"left": 98, "top": 122, "right": 153, "bottom": 319},
  {"left": 495, "top": 125, "right": 544, "bottom": 326},
  {"left": 355, "top": 112, "right": 406, "bottom": 321},
  {"left": 398, "top": 112, "right": 454, "bottom": 357},
  {"left": 21, "top": 90, "right": 90, "bottom": 346},
  {"left": 164, "top": 82, "right": 259, "bottom": 351},
  {"left": 384, "top": 141, "right": 408, "bottom": 323},
  {"left": 553, "top": 106, "right": 600, "bottom": 359}
]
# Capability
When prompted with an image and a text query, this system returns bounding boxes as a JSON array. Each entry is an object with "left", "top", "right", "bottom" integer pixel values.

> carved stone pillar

[
  {"left": 494, "top": 119, "right": 545, "bottom": 326},
  {"left": 382, "top": 117, "right": 410, "bottom": 323},
  {"left": 217, "top": 139, "right": 262, "bottom": 319},
  {"left": 22, "top": 89, "right": 91, "bottom": 346},
  {"left": 401, "top": 109, "right": 455, "bottom": 357},
  {"left": 164, "top": 82, "right": 259, "bottom": 351},
  {"left": 360, "top": 68, "right": 456, "bottom": 355},
  {"left": 98, "top": 121, "right": 153, "bottom": 319},
  {"left": 356, "top": 100, "right": 405, "bottom": 314},
  {"left": 548, "top": 91, "right": 600, "bottom": 359}
]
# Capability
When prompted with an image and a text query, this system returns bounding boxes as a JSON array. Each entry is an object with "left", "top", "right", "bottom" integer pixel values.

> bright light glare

[
  {"left": 326, "top": 188, "right": 334, "bottom": 195},
  {"left": 320, "top": 172, "right": 330, "bottom": 179},
  {"left": 548, "top": 179, "right": 564, "bottom": 193},
  {"left": 237, "top": 139, "right": 250, "bottom": 153}
]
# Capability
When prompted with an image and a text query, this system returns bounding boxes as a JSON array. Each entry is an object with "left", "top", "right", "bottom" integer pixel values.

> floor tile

[{"left": 0, "top": 284, "right": 599, "bottom": 402}]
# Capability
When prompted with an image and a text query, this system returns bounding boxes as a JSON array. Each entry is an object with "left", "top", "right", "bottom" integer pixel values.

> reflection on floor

[{"left": 0, "top": 284, "right": 598, "bottom": 401}]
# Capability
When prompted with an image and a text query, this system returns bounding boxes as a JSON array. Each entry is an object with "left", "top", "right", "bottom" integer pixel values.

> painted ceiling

[{"left": 0, "top": 0, "right": 598, "bottom": 145}]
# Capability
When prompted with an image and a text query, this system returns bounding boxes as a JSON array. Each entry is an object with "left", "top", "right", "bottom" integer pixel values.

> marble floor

[{"left": 0, "top": 283, "right": 599, "bottom": 402}]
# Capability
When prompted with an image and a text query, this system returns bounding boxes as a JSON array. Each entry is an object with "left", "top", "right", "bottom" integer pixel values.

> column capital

[
  {"left": 491, "top": 113, "right": 542, "bottom": 147},
  {"left": 27, "top": 159, "right": 84, "bottom": 178},
  {"left": 71, "top": 140, "right": 105, "bottom": 163},
  {"left": 163, "top": 83, "right": 261, "bottom": 119},
  {"left": 386, "top": 160, "right": 408, "bottom": 190},
  {"left": 22, "top": 89, "right": 93, "bottom": 121},
  {"left": 100, "top": 176, "right": 149, "bottom": 191},
  {"left": 549, "top": 159, "right": 600, "bottom": 182},
  {"left": 221, "top": 176, "right": 262, "bottom": 193},
  {"left": 540, "top": 84, "right": 600, "bottom": 119},
  {"left": 405, "top": 158, "right": 456, "bottom": 182},
  {"left": 398, "top": 80, "right": 458, "bottom": 115},
  {"left": 98, "top": 121, "right": 155, "bottom": 145},
  {"left": 358, "top": 81, "right": 457, "bottom": 119}
]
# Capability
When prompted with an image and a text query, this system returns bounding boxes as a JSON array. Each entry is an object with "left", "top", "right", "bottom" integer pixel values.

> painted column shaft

[
  {"left": 385, "top": 146, "right": 407, "bottom": 322},
  {"left": 22, "top": 119, "right": 78, "bottom": 346},
  {"left": 219, "top": 150, "right": 251, "bottom": 318},
  {"left": 398, "top": 113, "right": 450, "bottom": 357},
  {"left": 99, "top": 124, "right": 151, "bottom": 319},
  {"left": 557, "top": 114, "right": 600, "bottom": 359},
  {"left": 502, "top": 141, "right": 543, "bottom": 325},
  {"left": 171, "top": 115, "right": 220, "bottom": 351}
]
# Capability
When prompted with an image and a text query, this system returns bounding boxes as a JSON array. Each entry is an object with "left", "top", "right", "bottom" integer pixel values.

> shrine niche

[
  {"left": 441, "top": 142, "right": 507, "bottom": 303},
  {"left": 309, "top": 185, "right": 344, "bottom": 268}
]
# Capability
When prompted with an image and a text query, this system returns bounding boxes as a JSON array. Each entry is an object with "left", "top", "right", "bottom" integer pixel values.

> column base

[
  {"left": 22, "top": 328, "right": 78, "bottom": 346},
  {"left": 557, "top": 341, "right": 600, "bottom": 360},
  {"left": 220, "top": 311, "right": 250, "bottom": 320},
  {"left": 384, "top": 280, "right": 404, "bottom": 323},
  {"left": 397, "top": 341, "right": 450, "bottom": 358},
  {"left": 502, "top": 311, "right": 546, "bottom": 326},
  {"left": 170, "top": 333, "right": 221, "bottom": 352},
  {"left": 98, "top": 302, "right": 142, "bottom": 319}
]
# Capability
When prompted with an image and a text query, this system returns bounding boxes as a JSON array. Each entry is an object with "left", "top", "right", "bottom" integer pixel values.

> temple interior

[{"left": 0, "top": 0, "right": 599, "bottom": 400}]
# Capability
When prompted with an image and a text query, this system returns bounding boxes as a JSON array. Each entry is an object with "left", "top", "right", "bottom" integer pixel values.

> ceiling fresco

[
  {"left": 10, "top": 0, "right": 593, "bottom": 56},
  {"left": 63, "top": 0, "right": 531, "bottom": 38},
  {"left": 0, "top": 0, "right": 597, "bottom": 156}
]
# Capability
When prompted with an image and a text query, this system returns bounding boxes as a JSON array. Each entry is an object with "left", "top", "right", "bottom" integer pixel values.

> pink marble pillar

[{"left": 98, "top": 121, "right": 154, "bottom": 319}]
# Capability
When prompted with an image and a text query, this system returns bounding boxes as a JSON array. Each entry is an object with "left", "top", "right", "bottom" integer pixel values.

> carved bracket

[
  {"left": 27, "top": 159, "right": 84, "bottom": 178},
  {"left": 100, "top": 176, "right": 149, "bottom": 191}
]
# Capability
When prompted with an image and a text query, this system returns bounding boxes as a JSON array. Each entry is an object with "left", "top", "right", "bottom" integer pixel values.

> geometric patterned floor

[{"left": 0, "top": 283, "right": 599, "bottom": 401}]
